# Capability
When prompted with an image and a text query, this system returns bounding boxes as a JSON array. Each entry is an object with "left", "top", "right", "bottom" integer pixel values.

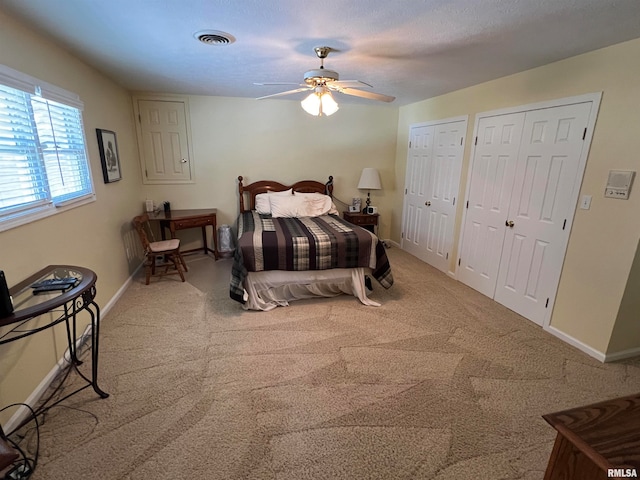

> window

[{"left": 0, "top": 65, "right": 94, "bottom": 231}]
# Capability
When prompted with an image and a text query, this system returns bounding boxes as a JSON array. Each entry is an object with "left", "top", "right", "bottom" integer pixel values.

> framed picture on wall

[{"left": 96, "top": 128, "right": 121, "bottom": 183}]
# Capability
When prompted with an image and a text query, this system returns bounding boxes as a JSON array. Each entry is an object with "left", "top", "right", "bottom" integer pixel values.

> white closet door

[
  {"left": 402, "top": 125, "right": 434, "bottom": 262},
  {"left": 458, "top": 113, "right": 525, "bottom": 296},
  {"left": 423, "top": 122, "right": 466, "bottom": 272},
  {"left": 494, "top": 102, "right": 592, "bottom": 324},
  {"left": 402, "top": 120, "right": 466, "bottom": 273}
]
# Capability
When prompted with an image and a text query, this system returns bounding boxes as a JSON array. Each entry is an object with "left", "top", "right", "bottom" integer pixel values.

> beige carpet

[{"left": 17, "top": 247, "right": 640, "bottom": 479}]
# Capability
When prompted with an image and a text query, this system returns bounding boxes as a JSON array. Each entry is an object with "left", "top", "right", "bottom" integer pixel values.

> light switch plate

[{"left": 580, "top": 195, "right": 592, "bottom": 210}]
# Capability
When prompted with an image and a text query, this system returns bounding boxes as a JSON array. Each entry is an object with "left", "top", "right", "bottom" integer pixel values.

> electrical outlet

[{"left": 580, "top": 195, "right": 592, "bottom": 210}]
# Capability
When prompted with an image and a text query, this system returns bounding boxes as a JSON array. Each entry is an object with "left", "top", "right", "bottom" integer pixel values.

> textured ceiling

[{"left": 3, "top": 0, "right": 640, "bottom": 106}]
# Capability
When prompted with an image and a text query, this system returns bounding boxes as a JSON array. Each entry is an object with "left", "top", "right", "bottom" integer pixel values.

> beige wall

[
  {"left": 609, "top": 238, "right": 640, "bottom": 353},
  {"left": 137, "top": 95, "right": 399, "bottom": 243},
  {"left": 0, "top": 11, "right": 144, "bottom": 425},
  {"left": 394, "top": 38, "right": 640, "bottom": 356}
]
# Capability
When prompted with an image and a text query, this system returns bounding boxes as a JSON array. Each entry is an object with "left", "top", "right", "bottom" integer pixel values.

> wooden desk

[
  {"left": 149, "top": 208, "right": 219, "bottom": 259},
  {"left": 542, "top": 393, "right": 640, "bottom": 480}
]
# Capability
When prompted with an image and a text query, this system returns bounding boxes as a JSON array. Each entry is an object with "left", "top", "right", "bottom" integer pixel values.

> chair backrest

[{"left": 132, "top": 213, "right": 152, "bottom": 251}]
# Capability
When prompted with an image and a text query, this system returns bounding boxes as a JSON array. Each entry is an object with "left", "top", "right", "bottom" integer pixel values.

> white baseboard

[
  {"left": 545, "top": 324, "right": 606, "bottom": 362},
  {"left": 547, "top": 325, "right": 640, "bottom": 362},
  {"left": 4, "top": 264, "right": 141, "bottom": 434},
  {"left": 101, "top": 263, "right": 140, "bottom": 318},
  {"left": 603, "top": 345, "right": 640, "bottom": 362}
]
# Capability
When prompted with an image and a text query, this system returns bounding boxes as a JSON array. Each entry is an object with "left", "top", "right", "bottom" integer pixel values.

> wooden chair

[{"left": 132, "top": 213, "right": 188, "bottom": 285}]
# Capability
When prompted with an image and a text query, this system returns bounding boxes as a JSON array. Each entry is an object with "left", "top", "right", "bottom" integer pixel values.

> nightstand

[{"left": 343, "top": 211, "right": 379, "bottom": 234}]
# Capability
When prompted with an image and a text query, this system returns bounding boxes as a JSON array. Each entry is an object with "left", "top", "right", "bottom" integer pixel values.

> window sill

[{"left": 0, "top": 194, "right": 96, "bottom": 233}]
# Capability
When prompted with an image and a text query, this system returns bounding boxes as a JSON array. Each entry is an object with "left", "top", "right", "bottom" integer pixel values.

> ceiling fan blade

[
  {"left": 254, "top": 82, "right": 305, "bottom": 86},
  {"left": 339, "top": 88, "right": 396, "bottom": 103},
  {"left": 256, "top": 87, "right": 311, "bottom": 100},
  {"left": 331, "top": 80, "right": 373, "bottom": 88}
]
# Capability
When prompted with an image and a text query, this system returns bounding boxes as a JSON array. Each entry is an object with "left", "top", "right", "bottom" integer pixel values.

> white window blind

[{"left": 0, "top": 65, "right": 94, "bottom": 230}]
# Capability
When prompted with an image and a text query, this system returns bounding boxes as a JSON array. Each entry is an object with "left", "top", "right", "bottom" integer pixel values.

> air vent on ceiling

[{"left": 194, "top": 30, "right": 236, "bottom": 45}]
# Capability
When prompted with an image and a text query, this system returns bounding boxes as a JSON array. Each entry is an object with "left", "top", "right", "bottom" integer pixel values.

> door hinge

[
  {"left": 405, "top": 188, "right": 407, "bottom": 194},
  {"left": 562, "top": 219, "right": 567, "bottom": 230},
  {"left": 582, "top": 127, "right": 587, "bottom": 140},
  {"left": 466, "top": 200, "right": 469, "bottom": 209},
  {"left": 409, "top": 140, "right": 412, "bottom": 148},
  {"left": 138, "top": 114, "right": 141, "bottom": 123},
  {"left": 446, "top": 252, "right": 449, "bottom": 260},
  {"left": 453, "top": 197, "right": 456, "bottom": 206},
  {"left": 545, "top": 298, "right": 549, "bottom": 308},
  {"left": 475, "top": 136, "right": 478, "bottom": 145},
  {"left": 145, "top": 169, "right": 148, "bottom": 178},
  {"left": 460, "top": 137, "right": 463, "bottom": 146},
  {"left": 458, "top": 258, "right": 461, "bottom": 266},
  {"left": 401, "top": 232, "right": 404, "bottom": 238}
]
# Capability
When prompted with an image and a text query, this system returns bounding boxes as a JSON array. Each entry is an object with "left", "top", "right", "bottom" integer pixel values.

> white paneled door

[
  {"left": 494, "top": 102, "right": 593, "bottom": 324},
  {"left": 402, "top": 124, "right": 434, "bottom": 262},
  {"left": 458, "top": 112, "right": 525, "bottom": 296},
  {"left": 136, "top": 99, "right": 192, "bottom": 183},
  {"left": 402, "top": 119, "right": 466, "bottom": 273},
  {"left": 458, "top": 99, "right": 595, "bottom": 326}
]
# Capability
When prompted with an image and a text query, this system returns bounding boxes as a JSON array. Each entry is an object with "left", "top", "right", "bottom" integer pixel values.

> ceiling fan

[{"left": 255, "top": 46, "right": 395, "bottom": 116}]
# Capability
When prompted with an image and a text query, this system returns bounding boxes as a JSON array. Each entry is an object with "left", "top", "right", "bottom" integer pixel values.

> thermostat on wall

[{"left": 604, "top": 170, "right": 635, "bottom": 199}]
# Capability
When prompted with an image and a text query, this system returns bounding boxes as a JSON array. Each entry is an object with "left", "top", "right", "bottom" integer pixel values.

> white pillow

[
  {"left": 271, "top": 192, "right": 336, "bottom": 218},
  {"left": 293, "top": 192, "right": 337, "bottom": 216},
  {"left": 254, "top": 193, "right": 271, "bottom": 214},
  {"left": 254, "top": 189, "right": 293, "bottom": 214},
  {"left": 270, "top": 194, "right": 304, "bottom": 218}
]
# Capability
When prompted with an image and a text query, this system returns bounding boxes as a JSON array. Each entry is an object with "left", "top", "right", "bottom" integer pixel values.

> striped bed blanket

[{"left": 230, "top": 211, "right": 393, "bottom": 303}]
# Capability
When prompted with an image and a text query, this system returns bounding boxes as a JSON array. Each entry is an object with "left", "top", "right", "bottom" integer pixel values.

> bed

[{"left": 230, "top": 175, "right": 393, "bottom": 310}]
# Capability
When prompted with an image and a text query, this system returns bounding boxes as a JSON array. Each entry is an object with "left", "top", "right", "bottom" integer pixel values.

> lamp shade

[
  {"left": 301, "top": 87, "right": 339, "bottom": 116},
  {"left": 357, "top": 168, "right": 382, "bottom": 190}
]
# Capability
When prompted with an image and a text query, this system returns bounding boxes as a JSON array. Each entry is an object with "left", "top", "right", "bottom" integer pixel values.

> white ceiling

[{"left": 3, "top": 0, "right": 640, "bottom": 107}]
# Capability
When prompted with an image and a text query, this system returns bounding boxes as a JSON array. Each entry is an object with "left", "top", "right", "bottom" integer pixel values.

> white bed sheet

[{"left": 242, "top": 267, "right": 380, "bottom": 311}]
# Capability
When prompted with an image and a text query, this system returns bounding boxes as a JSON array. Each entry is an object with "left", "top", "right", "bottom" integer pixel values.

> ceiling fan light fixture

[
  {"left": 304, "top": 69, "right": 339, "bottom": 85},
  {"left": 256, "top": 46, "right": 393, "bottom": 106},
  {"left": 320, "top": 91, "right": 339, "bottom": 116},
  {"left": 301, "top": 87, "right": 339, "bottom": 117}
]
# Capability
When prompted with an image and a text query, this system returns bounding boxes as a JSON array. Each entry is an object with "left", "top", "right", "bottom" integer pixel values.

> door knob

[
  {"left": 180, "top": 158, "right": 187, "bottom": 163},
  {"left": 425, "top": 201, "right": 431, "bottom": 206},
  {"left": 505, "top": 220, "right": 514, "bottom": 228}
]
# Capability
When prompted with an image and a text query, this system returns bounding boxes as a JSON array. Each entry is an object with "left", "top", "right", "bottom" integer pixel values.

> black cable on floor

[{"left": 0, "top": 403, "right": 39, "bottom": 480}]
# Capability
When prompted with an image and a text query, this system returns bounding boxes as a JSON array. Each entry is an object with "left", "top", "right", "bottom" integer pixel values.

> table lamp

[{"left": 357, "top": 168, "right": 381, "bottom": 213}]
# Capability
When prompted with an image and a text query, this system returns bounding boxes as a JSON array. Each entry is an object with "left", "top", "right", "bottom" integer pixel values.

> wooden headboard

[{"left": 238, "top": 175, "right": 334, "bottom": 213}]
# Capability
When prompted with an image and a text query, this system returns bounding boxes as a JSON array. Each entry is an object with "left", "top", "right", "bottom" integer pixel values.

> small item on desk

[
  {"left": 0, "top": 270, "right": 13, "bottom": 318},
  {"left": 163, "top": 201, "right": 171, "bottom": 213},
  {"left": 31, "top": 277, "right": 79, "bottom": 294},
  {"left": 32, "top": 284, "right": 74, "bottom": 294}
]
